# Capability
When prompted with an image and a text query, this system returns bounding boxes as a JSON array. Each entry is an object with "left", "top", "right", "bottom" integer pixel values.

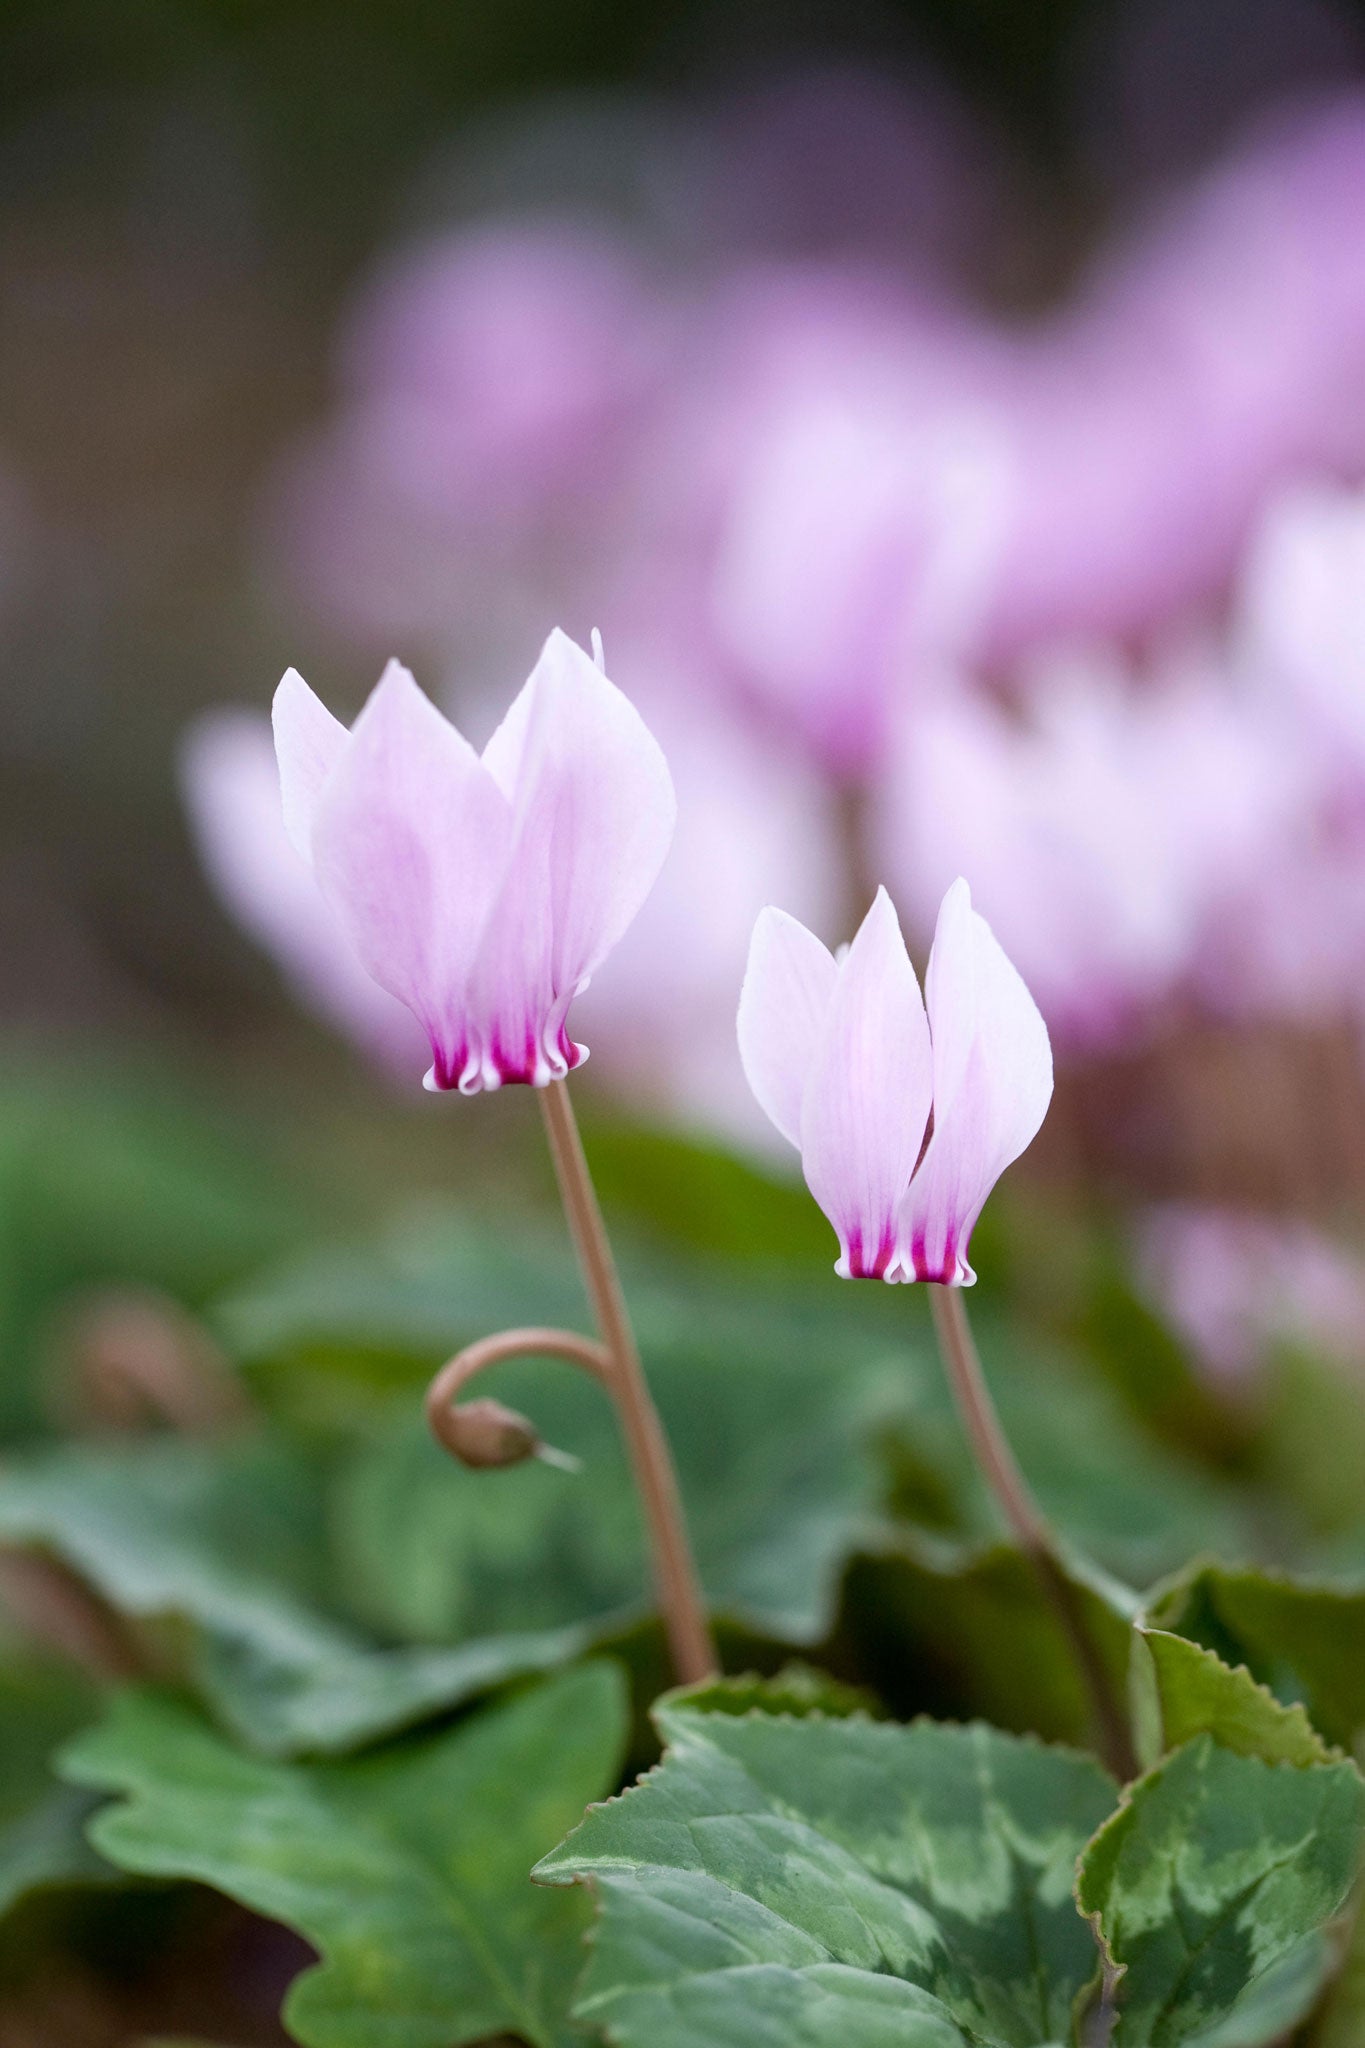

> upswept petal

[
  {"left": 736, "top": 907, "right": 840, "bottom": 1148},
  {"left": 186, "top": 710, "right": 425, "bottom": 1072},
  {"left": 800, "top": 888, "right": 933, "bottom": 1279},
  {"left": 271, "top": 667, "right": 349, "bottom": 860},
  {"left": 308, "top": 661, "right": 513, "bottom": 1088},
  {"left": 467, "top": 629, "right": 676, "bottom": 1085},
  {"left": 901, "top": 878, "right": 1053, "bottom": 1284}
]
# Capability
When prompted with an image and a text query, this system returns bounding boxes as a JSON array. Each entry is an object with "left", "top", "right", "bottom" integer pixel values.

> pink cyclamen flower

[
  {"left": 738, "top": 880, "right": 1052, "bottom": 1283},
  {"left": 181, "top": 709, "right": 425, "bottom": 1077},
  {"left": 272, "top": 627, "right": 675, "bottom": 1093}
]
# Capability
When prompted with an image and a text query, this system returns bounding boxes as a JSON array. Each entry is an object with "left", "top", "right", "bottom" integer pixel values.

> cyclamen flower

[
  {"left": 272, "top": 628, "right": 675, "bottom": 1093},
  {"left": 181, "top": 710, "right": 424, "bottom": 1077},
  {"left": 738, "top": 881, "right": 1052, "bottom": 1283}
]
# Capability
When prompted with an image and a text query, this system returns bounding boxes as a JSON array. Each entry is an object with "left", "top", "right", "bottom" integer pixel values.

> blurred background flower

[{"left": 9, "top": 0, "right": 1365, "bottom": 1404}]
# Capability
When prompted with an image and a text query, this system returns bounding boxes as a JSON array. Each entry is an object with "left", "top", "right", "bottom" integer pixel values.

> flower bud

[{"left": 435, "top": 1396, "right": 542, "bottom": 1469}]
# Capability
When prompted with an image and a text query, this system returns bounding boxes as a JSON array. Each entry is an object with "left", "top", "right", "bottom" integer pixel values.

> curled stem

[
  {"left": 538, "top": 1079, "right": 715, "bottom": 1686},
  {"left": 426, "top": 1326, "right": 611, "bottom": 1470},
  {"left": 929, "top": 1286, "right": 1138, "bottom": 1782},
  {"left": 426, "top": 1083, "right": 716, "bottom": 1688}
]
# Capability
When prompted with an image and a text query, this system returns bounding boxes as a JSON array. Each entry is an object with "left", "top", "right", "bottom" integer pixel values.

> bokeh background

[
  {"left": 13, "top": 0, "right": 1365, "bottom": 1231},
  {"left": 10, "top": 2, "right": 1365, "bottom": 2036}
]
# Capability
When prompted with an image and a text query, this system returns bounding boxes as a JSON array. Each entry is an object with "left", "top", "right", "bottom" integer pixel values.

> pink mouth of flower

[
  {"left": 844, "top": 1224, "right": 899, "bottom": 1281},
  {"left": 426, "top": 1022, "right": 586, "bottom": 1092},
  {"left": 426, "top": 1040, "right": 473, "bottom": 1091},
  {"left": 905, "top": 1229, "right": 965, "bottom": 1285}
]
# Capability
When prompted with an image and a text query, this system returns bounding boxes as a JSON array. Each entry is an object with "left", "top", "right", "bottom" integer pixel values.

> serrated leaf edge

[{"left": 1135, "top": 1625, "right": 1348, "bottom": 1768}]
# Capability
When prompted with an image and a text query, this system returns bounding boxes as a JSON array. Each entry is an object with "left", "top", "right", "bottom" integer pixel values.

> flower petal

[
  {"left": 902, "top": 877, "right": 1053, "bottom": 1284},
  {"left": 309, "top": 660, "right": 512, "bottom": 1086},
  {"left": 800, "top": 887, "right": 932, "bottom": 1279},
  {"left": 467, "top": 628, "right": 676, "bottom": 1085},
  {"left": 736, "top": 907, "right": 839, "bottom": 1148},
  {"left": 184, "top": 710, "right": 425, "bottom": 1072},
  {"left": 271, "top": 667, "right": 350, "bottom": 861}
]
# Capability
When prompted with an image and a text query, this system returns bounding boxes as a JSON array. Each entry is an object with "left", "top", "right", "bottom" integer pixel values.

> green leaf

[
  {"left": 231, "top": 1224, "right": 911, "bottom": 1646},
  {"left": 64, "top": 1662, "right": 628, "bottom": 2048},
  {"left": 535, "top": 1701, "right": 1118, "bottom": 2047},
  {"left": 0, "top": 1056, "right": 306, "bottom": 1443},
  {"left": 959, "top": 1318, "right": 1249, "bottom": 1587},
  {"left": 1077, "top": 1736, "right": 1365, "bottom": 2045},
  {"left": 1130, "top": 1628, "right": 1335, "bottom": 1772},
  {"left": 666, "top": 1665, "right": 883, "bottom": 1723},
  {"left": 1147, "top": 1564, "right": 1365, "bottom": 1751},
  {"left": 1253, "top": 1345, "right": 1365, "bottom": 1541},
  {"left": 0, "top": 1436, "right": 588, "bottom": 1756},
  {"left": 832, "top": 1538, "right": 1137, "bottom": 1749},
  {"left": 0, "top": 1658, "right": 110, "bottom": 1917},
  {"left": 1307, "top": 1860, "right": 1365, "bottom": 2048},
  {"left": 223, "top": 1214, "right": 1248, "bottom": 1648},
  {"left": 573, "top": 1118, "right": 834, "bottom": 1266}
]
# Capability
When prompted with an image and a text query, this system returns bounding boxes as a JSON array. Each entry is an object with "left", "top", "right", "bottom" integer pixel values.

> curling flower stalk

[
  {"left": 738, "top": 878, "right": 1052, "bottom": 1283},
  {"left": 272, "top": 628, "right": 675, "bottom": 1093}
]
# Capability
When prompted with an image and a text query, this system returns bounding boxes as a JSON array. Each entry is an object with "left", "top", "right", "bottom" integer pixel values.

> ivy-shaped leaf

[
  {"left": 1130, "top": 1628, "right": 1336, "bottom": 1772},
  {"left": 535, "top": 1699, "right": 1118, "bottom": 2047},
  {"left": 63, "top": 1662, "right": 627, "bottom": 2048},
  {"left": 223, "top": 1215, "right": 1247, "bottom": 1612},
  {"left": 1077, "top": 1735, "right": 1365, "bottom": 2045},
  {"left": 0, "top": 1436, "right": 588, "bottom": 1757},
  {"left": 667, "top": 1666, "right": 882, "bottom": 1723},
  {"left": 228, "top": 1228, "right": 908, "bottom": 1646},
  {"left": 1147, "top": 1564, "right": 1365, "bottom": 1751}
]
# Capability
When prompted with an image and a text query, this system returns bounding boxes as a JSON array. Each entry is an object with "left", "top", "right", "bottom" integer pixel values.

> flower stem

[
  {"left": 540, "top": 1079, "right": 716, "bottom": 1686},
  {"left": 928, "top": 1286, "right": 1138, "bottom": 1781}
]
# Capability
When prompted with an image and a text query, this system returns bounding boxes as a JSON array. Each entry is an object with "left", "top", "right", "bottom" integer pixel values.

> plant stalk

[
  {"left": 928, "top": 1286, "right": 1138, "bottom": 1781},
  {"left": 540, "top": 1079, "right": 716, "bottom": 1686}
]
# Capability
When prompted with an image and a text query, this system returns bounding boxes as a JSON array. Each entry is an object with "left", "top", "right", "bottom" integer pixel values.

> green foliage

[
  {"left": 224, "top": 1212, "right": 1251, "bottom": 1617},
  {"left": 1308, "top": 1874, "right": 1365, "bottom": 2048},
  {"left": 4, "top": 1062, "right": 1365, "bottom": 2042},
  {"left": 64, "top": 1663, "right": 628, "bottom": 2048},
  {"left": 832, "top": 1538, "right": 1136, "bottom": 1747},
  {"left": 1254, "top": 1346, "right": 1365, "bottom": 1540},
  {"left": 0, "top": 1436, "right": 588, "bottom": 1756},
  {"left": 1147, "top": 1564, "right": 1365, "bottom": 1751},
  {"left": 1130, "top": 1627, "right": 1335, "bottom": 1772},
  {"left": 0, "top": 1657, "right": 110, "bottom": 1918},
  {"left": 0, "top": 1058, "right": 308, "bottom": 1426},
  {"left": 217, "top": 1215, "right": 919, "bottom": 1652},
  {"left": 1078, "top": 1736, "right": 1365, "bottom": 2045},
  {"left": 535, "top": 1698, "right": 1117, "bottom": 2047},
  {"left": 665, "top": 1665, "right": 883, "bottom": 1722},
  {"left": 574, "top": 1117, "right": 834, "bottom": 1265}
]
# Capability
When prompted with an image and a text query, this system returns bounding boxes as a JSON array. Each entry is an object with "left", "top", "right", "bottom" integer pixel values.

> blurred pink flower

[
  {"left": 738, "top": 879, "right": 1052, "bottom": 1283},
  {"left": 612, "top": 263, "right": 1013, "bottom": 780},
  {"left": 276, "top": 219, "right": 670, "bottom": 645},
  {"left": 573, "top": 645, "right": 842, "bottom": 1138},
  {"left": 1192, "top": 480, "right": 1365, "bottom": 1024},
  {"left": 1238, "top": 478, "right": 1365, "bottom": 769},
  {"left": 985, "top": 96, "right": 1365, "bottom": 660},
  {"left": 275, "top": 84, "right": 1365, "bottom": 789},
  {"left": 180, "top": 709, "right": 423, "bottom": 1073},
  {"left": 1138, "top": 1204, "right": 1365, "bottom": 1383},
  {"left": 273, "top": 628, "right": 675, "bottom": 1093},
  {"left": 881, "top": 647, "right": 1290, "bottom": 1050}
]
